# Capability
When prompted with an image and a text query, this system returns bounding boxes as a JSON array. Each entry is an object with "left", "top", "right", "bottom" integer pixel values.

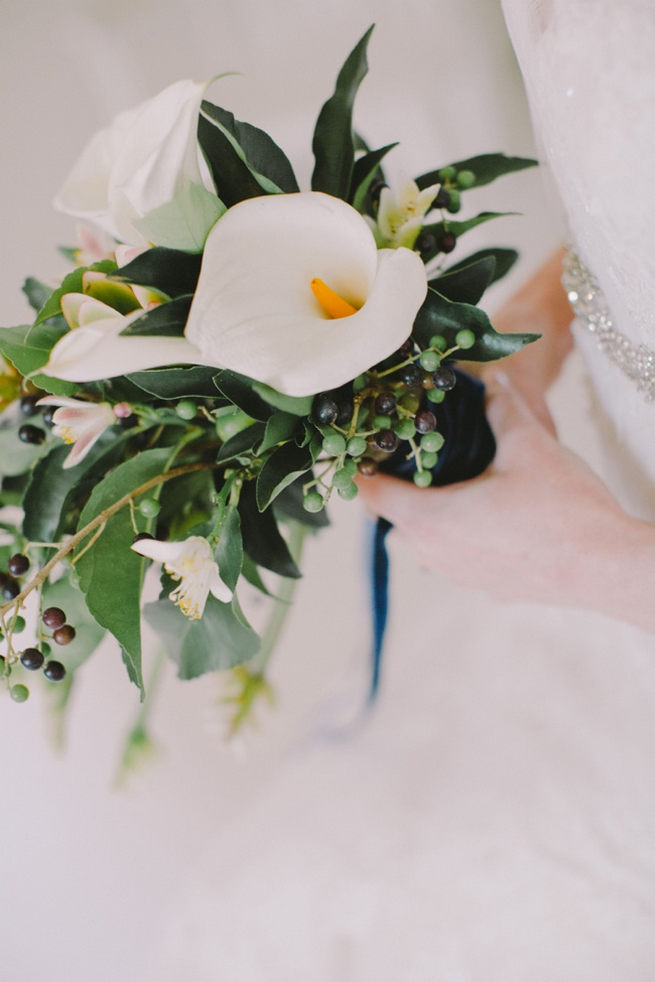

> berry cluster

[
  {"left": 304, "top": 328, "right": 475, "bottom": 510},
  {"left": 16, "top": 392, "right": 52, "bottom": 445}
]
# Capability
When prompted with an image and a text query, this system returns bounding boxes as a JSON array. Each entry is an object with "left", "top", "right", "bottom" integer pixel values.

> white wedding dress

[{"left": 0, "top": 3, "right": 653, "bottom": 982}]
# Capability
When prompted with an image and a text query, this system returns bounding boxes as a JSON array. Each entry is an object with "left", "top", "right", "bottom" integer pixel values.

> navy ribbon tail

[{"left": 369, "top": 516, "right": 393, "bottom": 704}]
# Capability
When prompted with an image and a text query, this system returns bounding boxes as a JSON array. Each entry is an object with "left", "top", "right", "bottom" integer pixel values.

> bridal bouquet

[{"left": 0, "top": 27, "right": 537, "bottom": 728}]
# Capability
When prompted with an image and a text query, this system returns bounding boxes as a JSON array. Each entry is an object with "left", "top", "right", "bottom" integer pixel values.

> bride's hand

[{"left": 357, "top": 373, "right": 655, "bottom": 633}]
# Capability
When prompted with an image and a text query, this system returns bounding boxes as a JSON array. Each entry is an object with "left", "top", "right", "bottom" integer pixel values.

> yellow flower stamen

[{"left": 310, "top": 278, "right": 358, "bottom": 319}]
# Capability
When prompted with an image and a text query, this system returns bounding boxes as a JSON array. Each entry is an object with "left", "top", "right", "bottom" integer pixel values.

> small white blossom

[
  {"left": 370, "top": 178, "right": 440, "bottom": 249},
  {"left": 38, "top": 395, "right": 116, "bottom": 468},
  {"left": 131, "top": 535, "right": 232, "bottom": 619}
]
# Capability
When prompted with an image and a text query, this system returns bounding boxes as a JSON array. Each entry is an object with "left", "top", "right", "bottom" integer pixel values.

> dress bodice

[{"left": 501, "top": 0, "right": 655, "bottom": 513}]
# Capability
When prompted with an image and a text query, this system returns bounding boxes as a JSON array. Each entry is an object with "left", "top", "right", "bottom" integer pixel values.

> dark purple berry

[
  {"left": 117, "top": 413, "right": 138, "bottom": 430},
  {"left": 313, "top": 394, "right": 339, "bottom": 425},
  {"left": 8, "top": 554, "right": 29, "bottom": 577},
  {"left": 415, "top": 410, "right": 437, "bottom": 434},
  {"left": 19, "top": 395, "right": 40, "bottom": 417},
  {"left": 42, "top": 607, "right": 66, "bottom": 629},
  {"left": 53, "top": 625, "right": 76, "bottom": 646},
  {"left": 400, "top": 364, "right": 422, "bottom": 387},
  {"left": 18, "top": 424, "right": 45, "bottom": 445},
  {"left": 421, "top": 372, "right": 435, "bottom": 390},
  {"left": 357, "top": 458, "right": 379, "bottom": 477},
  {"left": 374, "top": 430, "right": 400, "bottom": 453},
  {"left": 374, "top": 392, "right": 396, "bottom": 416},
  {"left": 336, "top": 399, "right": 354, "bottom": 427},
  {"left": 43, "top": 660, "right": 66, "bottom": 683},
  {"left": 439, "top": 232, "right": 457, "bottom": 254},
  {"left": 41, "top": 406, "right": 56, "bottom": 427},
  {"left": 415, "top": 231, "right": 436, "bottom": 259},
  {"left": 1, "top": 577, "right": 20, "bottom": 600},
  {"left": 433, "top": 365, "right": 457, "bottom": 391},
  {"left": 434, "top": 187, "right": 451, "bottom": 209},
  {"left": 20, "top": 648, "right": 44, "bottom": 671}
]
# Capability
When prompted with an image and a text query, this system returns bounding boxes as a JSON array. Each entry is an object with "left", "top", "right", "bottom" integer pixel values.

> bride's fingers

[{"left": 356, "top": 472, "right": 444, "bottom": 529}]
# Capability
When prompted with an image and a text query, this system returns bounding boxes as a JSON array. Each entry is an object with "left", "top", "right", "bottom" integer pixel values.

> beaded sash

[{"left": 562, "top": 250, "right": 655, "bottom": 402}]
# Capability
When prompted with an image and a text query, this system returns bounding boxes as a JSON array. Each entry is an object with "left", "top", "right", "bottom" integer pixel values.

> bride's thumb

[{"left": 484, "top": 370, "right": 536, "bottom": 440}]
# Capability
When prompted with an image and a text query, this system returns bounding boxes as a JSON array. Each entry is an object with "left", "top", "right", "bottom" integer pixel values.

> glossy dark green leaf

[
  {"left": 215, "top": 505, "right": 242, "bottom": 592},
  {"left": 157, "top": 470, "right": 215, "bottom": 541},
  {"left": 311, "top": 25, "right": 374, "bottom": 197},
  {"left": 429, "top": 255, "right": 496, "bottom": 305},
  {"left": 446, "top": 247, "right": 518, "bottom": 285},
  {"left": 201, "top": 102, "right": 299, "bottom": 196},
  {"left": 115, "top": 247, "right": 202, "bottom": 298},
  {"left": 415, "top": 153, "right": 537, "bottom": 191},
  {"left": 143, "top": 593, "right": 259, "bottom": 679},
  {"left": 240, "top": 554, "right": 274, "bottom": 596},
  {"left": 413, "top": 288, "right": 540, "bottom": 362},
  {"left": 256, "top": 440, "right": 315, "bottom": 512},
  {"left": 0, "top": 322, "right": 66, "bottom": 376},
  {"left": 34, "top": 260, "right": 117, "bottom": 326},
  {"left": 213, "top": 370, "right": 273, "bottom": 421},
  {"left": 74, "top": 448, "right": 172, "bottom": 695},
  {"left": 127, "top": 365, "right": 225, "bottom": 400},
  {"left": 119, "top": 294, "right": 192, "bottom": 337},
  {"left": 350, "top": 142, "right": 397, "bottom": 211},
  {"left": 250, "top": 381, "right": 314, "bottom": 417},
  {"left": 216, "top": 421, "right": 265, "bottom": 464},
  {"left": 239, "top": 481, "right": 301, "bottom": 578},
  {"left": 257, "top": 412, "right": 300, "bottom": 454},
  {"left": 22, "top": 278, "right": 52, "bottom": 313}
]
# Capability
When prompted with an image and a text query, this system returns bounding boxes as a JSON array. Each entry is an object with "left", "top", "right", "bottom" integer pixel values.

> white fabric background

[{"left": 0, "top": 2, "right": 653, "bottom": 981}]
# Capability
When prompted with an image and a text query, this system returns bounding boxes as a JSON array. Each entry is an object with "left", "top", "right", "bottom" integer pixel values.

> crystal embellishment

[{"left": 562, "top": 249, "right": 655, "bottom": 402}]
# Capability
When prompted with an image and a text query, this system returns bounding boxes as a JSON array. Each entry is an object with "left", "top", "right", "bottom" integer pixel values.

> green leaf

[
  {"left": 215, "top": 421, "right": 265, "bottom": 464},
  {"left": 143, "top": 594, "right": 260, "bottom": 679},
  {"left": 120, "top": 295, "right": 192, "bottom": 337},
  {"left": 74, "top": 447, "right": 173, "bottom": 695},
  {"left": 256, "top": 440, "right": 315, "bottom": 512},
  {"left": 413, "top": 288, "right": 540, "bottom": 362},
  {"left": 429, "top": 255, "right": 496, "bottom": 305},
  {"left": 240, "top": 554, "right": 273, "bottom": 596},
  {"left": 126, "top": 365, "right": 225, "bottom": 400},
  {"left": 34, "top": 260, "right": 118, "bottom": 326},
  {"left": 22, "top": 278, "right": 53, "bottom": 313},
  {"left": 311, "top": 25, "right": 374, "bottom": 197},
  {"left": 158, "top": 469, "right": 215, "bottom": 541},
  {"left": 415, "top": 153, "right": 537, "bottom": 191},
  {"left": 446, "top": 247, "right": 518, "bottom": 286},
  {"left": 115, "top": 247, "right": 202, "bottom": 298},
  {"left": 0, "top": 322, "right": 66, "bottom": 376},
  {"left": 239, "top": 481, "right": 300, "bottom": 578},
  {"left": 418, "top": 212, "right": 517, "bottom": 264},
  {"left": 0, "top": 421, "right": 49, "bottom": 477},
  {"left": 213, "top": 370, "right": 273, "bottom": 421},
  {"left": 134, "top": 183, "right": 226, "bottom": 253},
  {"left": 215, "top": 505, "right": 242, "bottom": 591},
  {"left": 200, "top": 102, "right": 299, "bottom": 197},
  {"left": 257, "top": 412, "right": 300, "bottom": 455},
  {"left": 350, "top": 142, "right": 397, "bottom": 211},
  {"left": 250, "top": 381, "right": 314, "bottom": 417}
]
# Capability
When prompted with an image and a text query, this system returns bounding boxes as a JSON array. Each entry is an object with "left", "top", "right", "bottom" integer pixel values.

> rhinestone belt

[{"left": 561, "top": 250, "right": 655, "bottom": 402}]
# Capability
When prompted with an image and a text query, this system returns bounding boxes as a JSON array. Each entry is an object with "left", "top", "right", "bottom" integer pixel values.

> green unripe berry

[
  {"left": 394, "top": 419, "right": 416, "bottom": 440},
  {"left": 413, "top": 471, "right": 433, "bottom": 488},
  {"left": 429, "top": 334, "right": 448, "bottom": 352},
  {"left": 426, "top": 388, "right": 446, "bottom": 404},
  {"left": 446, "top": 189, "right": 461, "bottom": 213},
  {"left": 332, "top": 467, "right": 355, "bottom": 489},
  {"left": 455, "top": 328, "right": 476, "bottom": 350},
  {"left": 439, "top": 165, "right": 457, "bottom": 181},
  {"left": 373, "top": 414, "right": 392, "bottom": 430},
  {"left": 340, "top": 457, "right": 358, "bottom": 477},
  {"left": 399, "top": 393, "right": 420, "bottom": 414},
  {"left": 457, "top": 169, "right": 476, "bottom": 189},
  {"left": 421, "top": 451, "right": 438, "bottom": 469},
  {"left": 353, "top": 373, "right": 368, "bottom": 393},
  {"left": 12, "top": 616, "right": 25, "bottom": 634},
  {"left": 322, "top": 432, "right": 346, "bottom": 456},
  {"left": 138, "top": 497, "right": 161, "bottom": 518},
  {"left": 421, "top": 431, "right": 445, "bottom": 453},
  {"left": 346, "top": 435, "right": 367, "bottom": 457},
  {"left": 175, "top": 400, "right": 197, "bottom": 420},
  {"left": 303, "top": 492, "right": 324, "bottom": 513},
  {"left": 337, "top": 482, "right": 359, "bottom": 501},
  {"left": 10, "top": 684, "right": 29, "bottom": 703},
  {"left": 419, "top": 350, "right": 440, "bottom": 372}
]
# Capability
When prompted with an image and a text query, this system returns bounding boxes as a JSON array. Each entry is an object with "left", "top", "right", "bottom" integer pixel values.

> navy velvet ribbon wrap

[{"left": 369, "top": 368, "right": 496, "bottom": 701}]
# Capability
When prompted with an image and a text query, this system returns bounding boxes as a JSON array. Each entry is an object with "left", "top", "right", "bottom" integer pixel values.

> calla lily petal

[{"left": 185, "top": 191, "right": 427, "bottom": 396}]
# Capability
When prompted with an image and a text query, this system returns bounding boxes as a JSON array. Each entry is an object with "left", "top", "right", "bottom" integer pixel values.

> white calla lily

[
  {"left": 131, "top": 535, "right": 232, "bottom": 619},
  {"left": 42, "top": 192, "right": 428, "bottom": 394},
  {"left": 54, "top": 79, "right": 222, "bottom": 249},
  {"left": 38, "top": 395, "right": 116, "bottom": 468}
]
